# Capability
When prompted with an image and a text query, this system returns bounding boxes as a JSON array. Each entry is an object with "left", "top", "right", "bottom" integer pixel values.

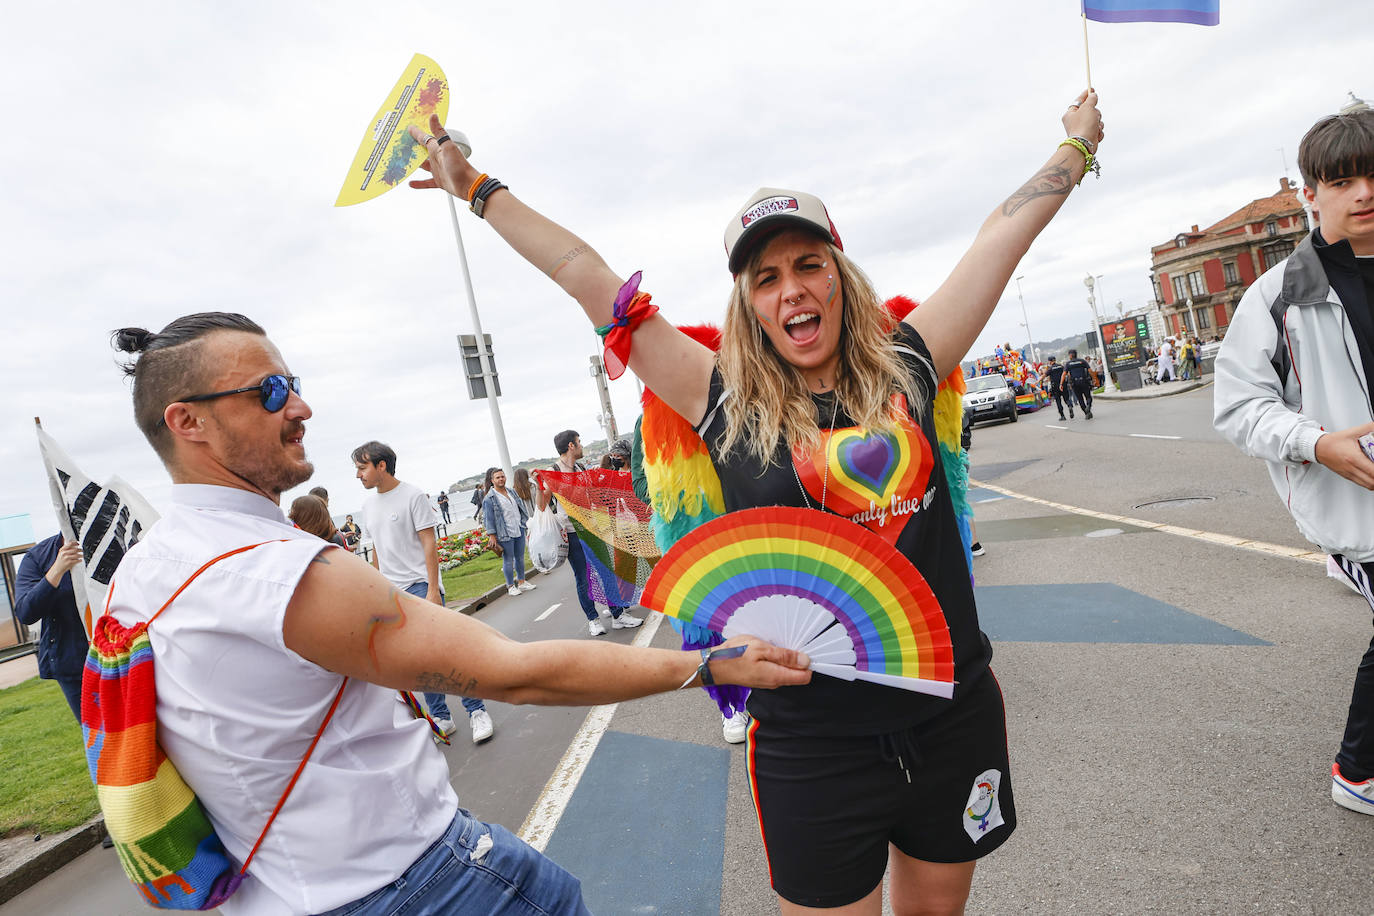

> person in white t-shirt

[
  {"left": 352, "top": 439, "right": 494, "bottom": 745},
  {"left": 103, "top": 313, "right": 809, "bottom": 915}
]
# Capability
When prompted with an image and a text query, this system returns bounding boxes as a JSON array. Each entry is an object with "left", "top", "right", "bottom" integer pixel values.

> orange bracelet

[{"left": 466, "top": 173, "right": 489, "bottom": 203}]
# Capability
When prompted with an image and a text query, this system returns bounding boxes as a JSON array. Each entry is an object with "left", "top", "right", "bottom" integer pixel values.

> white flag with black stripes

[{"left": 36, "top": 422, "right": 160, "bottom": 636}]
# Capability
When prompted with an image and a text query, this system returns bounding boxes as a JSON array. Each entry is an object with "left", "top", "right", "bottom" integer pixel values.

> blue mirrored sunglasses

[{"left": 180, "top": 374, "right": 301, "bottom": 412}]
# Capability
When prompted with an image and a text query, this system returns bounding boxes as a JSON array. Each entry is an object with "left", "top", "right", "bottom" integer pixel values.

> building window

[
  {"left": 1152, "top": 277, "right": 1163, "bottom": 302},
  {"left": 1171, "top": 276, "right": 1187, "bottom": 301},
  {"left": 1197, "top": 308, "right": 1211, "bottom": 329},
  {"left": 1176, "top": 234, "right": 1188, "bottom": 248},
  {"left": 1223, "top": 260, "right": 1239, "bottom": 285},
  {"left": 1187, "top": 270, "right": 1207, "bottom": 296},
  {"left": 1262, "top": 241, "right": 1294, "bottom": 270},
  {"left": 1266, "top": 220, "right": 1278, "bottom": 237}
]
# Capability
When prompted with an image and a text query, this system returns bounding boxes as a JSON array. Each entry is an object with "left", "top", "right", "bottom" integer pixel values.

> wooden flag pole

[{"left": 1081, "top": 13, "right": 1093, "bottom": 88}]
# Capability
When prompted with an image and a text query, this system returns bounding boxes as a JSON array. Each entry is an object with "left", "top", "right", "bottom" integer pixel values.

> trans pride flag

[{"left": 1082, "top": 0, "right": 1219, "bottom": 25}]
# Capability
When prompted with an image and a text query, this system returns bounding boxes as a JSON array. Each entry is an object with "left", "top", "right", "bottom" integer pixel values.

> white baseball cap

[{"left": 723, "top": 187, "right": 843, "bottom": 275}]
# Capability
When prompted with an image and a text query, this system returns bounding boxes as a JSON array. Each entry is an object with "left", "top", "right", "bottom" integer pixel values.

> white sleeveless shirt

[{"left": 108, "top": 484, "right": 457, "bottom": 915}]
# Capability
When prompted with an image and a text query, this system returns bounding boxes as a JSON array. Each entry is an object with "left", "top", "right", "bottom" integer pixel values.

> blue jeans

[
  {"left": 500, "top": 532, "right": 528, "bottom": 586},
  {"left": 404, "top": 582, "right": 485, "bottom": 720},
  {"left": 565, "top": 530, "right": 626, "bottom": 622},
  {"left": 319, "top": 808, "right": 589, "bottom": 915},
  {"left": 53, "top": 671, "right": 83, "bottom": 722}
]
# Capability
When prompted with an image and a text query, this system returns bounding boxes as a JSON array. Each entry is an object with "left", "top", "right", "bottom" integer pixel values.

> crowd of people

[{"left": 17, "top": 90, "right": 1374, "bottom": 916}]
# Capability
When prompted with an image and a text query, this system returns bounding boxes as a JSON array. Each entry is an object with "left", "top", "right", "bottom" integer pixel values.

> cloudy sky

[{"left": 2, "top": 1, "right": 1369, "bottom": 538}]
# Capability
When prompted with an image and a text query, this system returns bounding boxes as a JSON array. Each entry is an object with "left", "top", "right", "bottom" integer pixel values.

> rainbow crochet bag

[{"left": 81, "top": 542, "right": 347, "bottom": 910}]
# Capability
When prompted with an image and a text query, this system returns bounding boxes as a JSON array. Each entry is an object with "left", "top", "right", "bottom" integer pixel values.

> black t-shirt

[
  {"left": 1313, "top": 230, "right": 1374, "bottom": 412},
  {"left": 696, "top": 324, "right": 992, "bottom": 736},
  {"left": 1045, "top": 363, "right": 1067, "bottom": 389}
]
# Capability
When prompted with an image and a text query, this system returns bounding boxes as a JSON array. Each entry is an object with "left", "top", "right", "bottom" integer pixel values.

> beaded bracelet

[{"left": 1058, "top": 137, "right": 1100, "bottom": 184}]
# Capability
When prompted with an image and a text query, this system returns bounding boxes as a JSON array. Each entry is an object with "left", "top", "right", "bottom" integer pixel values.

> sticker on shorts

[{"left": 963, "top": 769, "right": 1004, "bottom": 842}]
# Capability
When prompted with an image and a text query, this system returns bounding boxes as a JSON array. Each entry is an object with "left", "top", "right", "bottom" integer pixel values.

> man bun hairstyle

[
  {"left": 112, "top": 312, "right": 266, "bottom": 463},
  {"left": 351, "top": 440, "right": 398, "bottom": 475},
  {"left": 1298, "top": 109, "right": 1374, "bottom": 189}
]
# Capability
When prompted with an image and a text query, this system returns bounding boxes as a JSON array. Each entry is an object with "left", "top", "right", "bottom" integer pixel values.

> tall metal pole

[
  {"left": 1014, "top": 275, "right": 1036, "bottom": 362},
  {"left": 446, "top": 195, "right": 514, "bottom": 479},
  {"left": 1084, "top": 275, "right": 1112, "bottom": 388}
]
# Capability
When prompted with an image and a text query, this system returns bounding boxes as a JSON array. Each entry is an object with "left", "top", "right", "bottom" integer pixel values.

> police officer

[
  {"left": 1043, "top": 355, "right": 1073, "bottom": 420},
  {"left": 1062, "top": 348, "right": 1095, "bottom": 419}
]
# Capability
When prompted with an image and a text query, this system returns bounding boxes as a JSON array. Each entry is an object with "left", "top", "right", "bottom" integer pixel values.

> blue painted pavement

[
  {"left": 543, "top": 730, "right": 730, "bottom": 915},
  {"left": 975, "top": 583, "right": 1270, "bottom": 645}
]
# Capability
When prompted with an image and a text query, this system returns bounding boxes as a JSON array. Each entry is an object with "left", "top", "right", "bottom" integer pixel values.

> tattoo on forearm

[
  {"left": 548, "top": 244, "right": 591, "bottom": 280},
  {"left": 415, "top": 666, "right": 478, "bottom": 695},
  {"left": 1001, "top": 163, "right": 1075, "bottom": 217},
  {"left": 366, "top": 588, "right": 408, "bottom": 672}
]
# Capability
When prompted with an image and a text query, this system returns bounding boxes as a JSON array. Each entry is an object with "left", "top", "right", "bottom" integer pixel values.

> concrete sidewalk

[{"left": 1095, "top": 377, "right": 1209, "bottom": 400}]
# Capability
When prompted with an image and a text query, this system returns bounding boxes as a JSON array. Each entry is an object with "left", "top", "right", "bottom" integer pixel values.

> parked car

[{"left": 963, "top": 374, "right": 1018, "bottom": 425}]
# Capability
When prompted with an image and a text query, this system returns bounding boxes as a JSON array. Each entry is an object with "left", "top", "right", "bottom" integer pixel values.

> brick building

[{"left": 1149, "top": 177, "right": 1309, "bottom": 340}]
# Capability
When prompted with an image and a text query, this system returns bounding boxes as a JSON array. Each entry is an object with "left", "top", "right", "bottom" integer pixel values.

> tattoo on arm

[
  {"left": 366, "top": 588, "right": 408, "bottom": 672},
  {"left": 414, "top": 666, "right": 478, "bottom": 696},
  {"left": 1001, "top": 163, "right": 1075, "bottom": 217},
  {"left": 310, "top": 552, "right": 332, "bottom": 565},
  {"left": 548, "top": 244, "right": 591, "bottom": 280}
]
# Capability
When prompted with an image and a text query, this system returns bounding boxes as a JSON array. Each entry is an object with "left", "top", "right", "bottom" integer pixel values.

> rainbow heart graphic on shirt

[{"left": 792, "top": 399, "right": 933, "bottom": 543}]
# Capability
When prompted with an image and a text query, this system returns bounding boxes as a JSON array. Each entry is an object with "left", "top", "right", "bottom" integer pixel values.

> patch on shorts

[{"left": 962, "top": 769, "right": 1004, "bottom": 842}]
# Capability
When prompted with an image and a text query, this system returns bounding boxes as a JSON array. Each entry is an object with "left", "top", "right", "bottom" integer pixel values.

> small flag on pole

[
  {"left": 1082, "top": 0, "right": 1219, "bottom": 26},
  {"left": 36, "top": 421, "right": 160, "bottom": 636}
]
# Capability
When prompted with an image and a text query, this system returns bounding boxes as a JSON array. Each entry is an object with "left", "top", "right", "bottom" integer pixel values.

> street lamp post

[
  {"left": 443, "top": 130, "right": 515, "bottom": 481},
  {"left": 1084, "top": 275, "right": 1112, "bottom": 387},
  {"left": 1014, "top": 275, "right": 1037, "bottom": 362}
]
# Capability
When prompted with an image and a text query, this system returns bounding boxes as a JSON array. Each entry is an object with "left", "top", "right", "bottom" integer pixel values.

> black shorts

[{"left": 745, "top": 672, "right": 1015, "bottom": 909}]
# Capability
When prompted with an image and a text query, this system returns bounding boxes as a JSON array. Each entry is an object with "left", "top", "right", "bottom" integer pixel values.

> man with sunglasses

[{"left": 104, "top": 313, "right": 811, "bottom": 915}]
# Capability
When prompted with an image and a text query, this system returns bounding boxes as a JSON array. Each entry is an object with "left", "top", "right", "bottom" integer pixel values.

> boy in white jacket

[{"left": 1214, "top": 107, "right": 1374, "bottom": 816}]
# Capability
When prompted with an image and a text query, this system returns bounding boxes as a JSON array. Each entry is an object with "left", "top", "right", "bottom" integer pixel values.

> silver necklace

[{"left": 791, "top": 391, "right": 841, "bottom": 512}]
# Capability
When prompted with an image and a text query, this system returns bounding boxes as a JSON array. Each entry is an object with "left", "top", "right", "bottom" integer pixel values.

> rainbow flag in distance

[{"left": 1082, "top": 0, "right": 1219, "bottom": 25}]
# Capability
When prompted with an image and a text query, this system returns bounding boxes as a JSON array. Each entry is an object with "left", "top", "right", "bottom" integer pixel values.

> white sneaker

[
  {"left": 1332, "top": 763, "right": 1374, "bottom": 815},
  {"left": 598, "top": 605, "right": 613, "bottom": 618},
  {"left": 518, "top": 581, "right": 537, "bottom": 591},
  {"left": 970, "top": 542, "right": 986, "bottom": 557},
  {"left": 469, "top": 709, "right": 494, "bottom": 744},
  {"left": 588, "top": 619, "right": 607, "bottom": 637},
  {"left": 507, "top": 586, "right": 521, "bottom": 597},
  {"left": 611, "top": 612, "right": 643, "bottom": 629},
  {"left": 722, "top": 710, "right": 750, "bottom": 744},
  {"left": 434, "top": 718, "right": 457, "bottom": 737}
]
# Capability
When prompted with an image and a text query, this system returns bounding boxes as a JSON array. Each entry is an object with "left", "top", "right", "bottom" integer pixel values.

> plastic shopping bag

[{"left": 528, "top": 506, "right": 568, "bottom": 572}]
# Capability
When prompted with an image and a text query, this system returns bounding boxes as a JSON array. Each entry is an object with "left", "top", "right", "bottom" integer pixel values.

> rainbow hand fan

[{"left": 639, "top": 506, "right": 954, "bottom": 697}]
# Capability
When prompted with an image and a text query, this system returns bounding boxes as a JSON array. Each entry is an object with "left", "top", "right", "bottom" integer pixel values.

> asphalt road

[{"left": 5, "top": 385, "right": 1372, "bottom": 914}]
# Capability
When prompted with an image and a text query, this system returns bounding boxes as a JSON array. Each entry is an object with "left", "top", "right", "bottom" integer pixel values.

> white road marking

[
  {"left": 968, "top": 478, "right": 1325, "bottom": 565},
  {"left": 535, "top": 602, "right": 561, "bottom": 622},
  {"left": 1130, "top": 433, "right": 1181, "bottom": 440},
  {"left": 1046, "top": 425, "right": 1068, "bottom": 430},
  {"left": 518, "top": 611, "right": 665, "bottom": 851}
]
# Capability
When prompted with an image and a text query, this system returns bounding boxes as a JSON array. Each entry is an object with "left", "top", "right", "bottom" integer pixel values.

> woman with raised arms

[{"left": 408, "top": 91, "right": 1103, "bottom": 915}]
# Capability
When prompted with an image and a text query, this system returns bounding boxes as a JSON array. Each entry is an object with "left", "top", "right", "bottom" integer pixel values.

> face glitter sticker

[
  {"left": 963, "top": 768, "right": 1004, "bottom": 842},
  {"left": 791, "top": 394, "right": 934, "bottom": 544}
]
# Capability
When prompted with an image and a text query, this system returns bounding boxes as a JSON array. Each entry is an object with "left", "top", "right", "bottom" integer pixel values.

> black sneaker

[
  {"left": 1085, "top": 410, "right": 1094, "bottom": 419},
  {"left": 970, "top": 542, "right": 986, "bottom": 557}
]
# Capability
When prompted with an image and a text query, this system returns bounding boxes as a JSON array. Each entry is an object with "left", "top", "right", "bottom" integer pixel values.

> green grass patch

[
  {"left": 0, "top": 678, "right": 99, "bottom": 838},
  {"left": 441, "top": 550, "right": 535, "bottom": 603}
]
